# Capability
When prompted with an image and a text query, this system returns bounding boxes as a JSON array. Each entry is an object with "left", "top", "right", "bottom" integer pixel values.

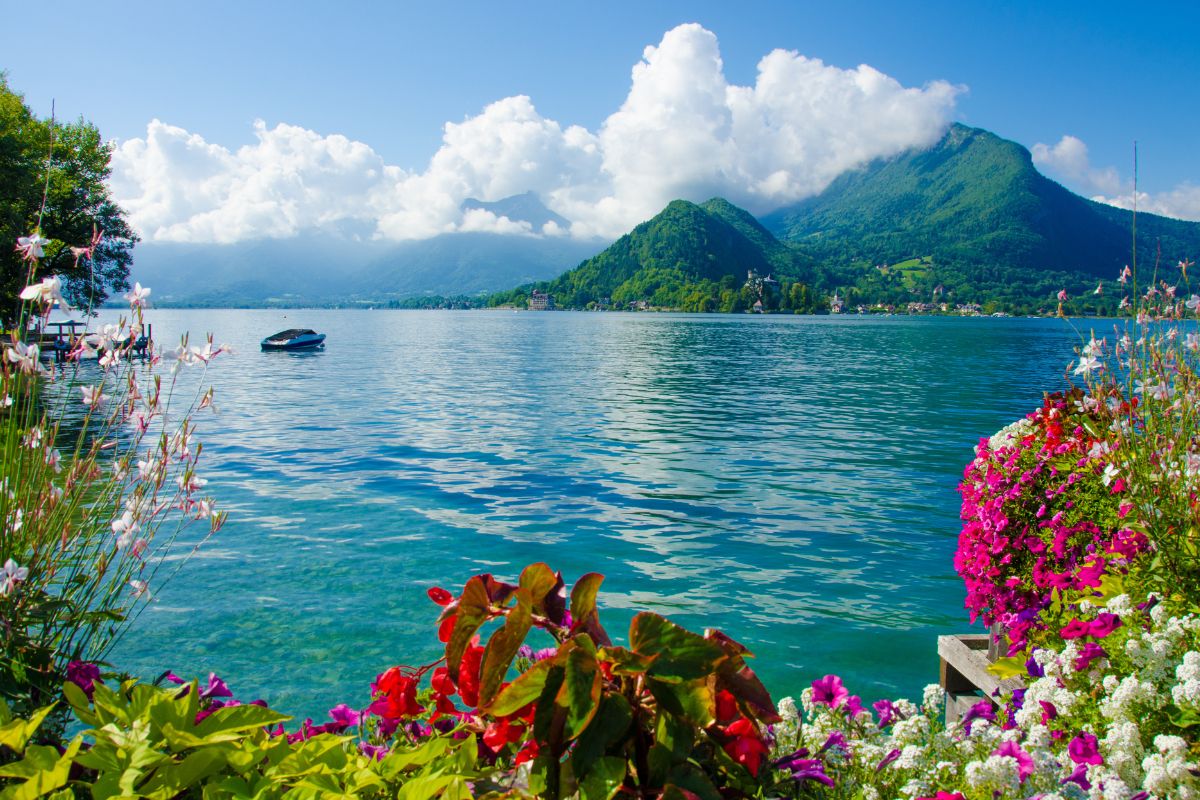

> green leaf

[
  {"left": 0, "top": 705, "right": 55, "bottom": 753},
  {"left": 1167, "top": 704, "right": 1200, "bottom": 729},
  {"left": 570, "top": 573, "right": 611, "bottom": 646},
  {"left": 646, "top": 677, "right": 714, "bottom": 727},
  {"left": 572, "top": 694, "right": 631, "bottom": 779},
  {"left": 193, "top": 703, "right": 292, "bottom": 740},
  {"left": 660, "top": 785, "right": 703, "bottom": 800},
  {"left": 140, "top": 748, "right": 229, "bottom": 799},
  {"left": 484, "top": 657, "right": 557, "bottom": 717},
  {"left": 601, "top": 646, "right": 656, "bottom": 676},
  {"left": 629, "top": 613, "right": 726, "bottom": 683},
  {"left": 446, "top": 574, "right": 493, "bottom": 675},
  {"left": 0, "top": 736, "right": 81, "bottom": 800},
  {"left": 519, "top": 563, "right": 559, "bottom": 607},
  {"left": 987, "top": 656, "right": 1029, "bottom": 680},
  {"left": 579, "top": 756, "right": 627, "bottom": 800},
  {"left": 557, "top": 647, "right": 602, "bottom": 740},
  {"left": 479, "top": 588, "right": 533, "bottom": 707}
]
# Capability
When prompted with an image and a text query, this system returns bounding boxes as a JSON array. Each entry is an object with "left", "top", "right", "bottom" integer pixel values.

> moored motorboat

[{"left": 260, "top": 329, "right": 326, "bottom": 351}]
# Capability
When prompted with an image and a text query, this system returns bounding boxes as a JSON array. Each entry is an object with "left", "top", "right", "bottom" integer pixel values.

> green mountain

[
  {"left": 488, "top": 198, "right": 816, "bottom": 311},
  {"left": 762, "top": 123, "right": 1200, "bottom": 287}
]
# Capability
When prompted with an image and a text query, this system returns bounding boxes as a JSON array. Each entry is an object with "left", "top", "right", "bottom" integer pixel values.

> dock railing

[{"left": 937, "top": 628, "right": 1025, "bottom": 724}]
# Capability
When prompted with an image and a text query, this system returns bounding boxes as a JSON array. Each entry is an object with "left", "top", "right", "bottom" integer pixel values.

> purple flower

[
  {"left": 773, "top": 748, "right": 809, "bottom": 771},
  {"left": 200, "top": 673, "right": 233, "bottom": 700},
  {"left": 962, "top": 700, "right": 996, "bottom": 733},
  {"left": 159, "top": 671, "right": 187, "bottom": 685},
  {"left": 66, "top": 661, "right": 101, "bottom": 699},
  {"left": 1062, "top": 763, "right": 1092, "bottom": 791},
  {"left": 876, "top": 748, "right": 901, "bottom": 771},
  {"left": 516, "top": 645, "right": 534, "bottom": 659},
  {"left": 1088, "top": 613, "right": 1122, "bottom": 639},
  {"left": 811, "top": 675, "right": 848, "bottom": 709},
  {"left": 359, "top": 743, "right": 389, "bottom": 761},
  {"left": 820, "top": 731, "right": 848, "bottom": 754},
  {"left": 328, "top": 704, "right": 362, "bottom": 729},
  {"left": 784, "top": 758, "right": 835, "bottom": 787},
  {"left": 1025, "top": 652, "right": 1045, "bottom": 678},
  {"left": 1073, "top": 642, "right": 1106, "bottom": 671},
  {"left": 533, "top": 647, "right": 558, "bottom": 661},
  {"left": 1068, "top": 732, "right": 1103, "bottom": 765},
  {"left": 873, "top": 699, "right": 897, "bottom": 727},
  {"left": 993, "top": 740, "right": 1034, "bottom": 782}
]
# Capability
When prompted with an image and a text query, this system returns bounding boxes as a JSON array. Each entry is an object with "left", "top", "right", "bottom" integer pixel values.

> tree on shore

[{"left": 0, "top": 75, "right": 137, "bottom": 324}]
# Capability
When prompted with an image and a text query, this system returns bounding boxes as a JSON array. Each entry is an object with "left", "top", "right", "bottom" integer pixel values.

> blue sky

[{"left": 4, "top": 0, "right": 1198, "bottom": 241}]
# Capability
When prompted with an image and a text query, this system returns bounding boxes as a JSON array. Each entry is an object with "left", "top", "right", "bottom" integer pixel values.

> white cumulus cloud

[
  {"left": 1033, "top": 134, "right": 1200, "bottom": 222},
  {"left": 112, "top": 23, "right": 964, "bottom": 244}
]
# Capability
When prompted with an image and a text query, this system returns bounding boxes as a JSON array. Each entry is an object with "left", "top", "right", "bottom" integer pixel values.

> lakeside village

[{"left": 523, "top": 269, "right": 1006, "bottom": 316}]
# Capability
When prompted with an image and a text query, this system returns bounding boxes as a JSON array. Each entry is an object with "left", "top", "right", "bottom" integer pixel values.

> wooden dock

[{"left": 938, "top": 632, "right": 1025, "bottom": 723}]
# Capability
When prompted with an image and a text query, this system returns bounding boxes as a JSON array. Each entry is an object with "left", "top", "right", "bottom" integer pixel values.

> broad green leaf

[
  {"left": 629, "top": 613, "right": 726, "bottom": 683},
  {"left": 480, "top": 588, "right": 533, "bottom": 706},
  {"left": 660, "top": 785, "right": 703, "bottom": 800},
  {"left": 484, "top": 657, "right": 557, "bottom": 716},
  {"left": 194, "top": 704, "right": 292, "bottom": 739},
  {"left": 519, "top": 563, "right": 558, "bottom": 607},
  {"left": 601, "top": 646, "right": 656, "bottom": 676},
  {"left": 570, "top": 573, "right": 611, "bottom": 646},
  {"left": 61, "top": 681, "right": 97, "bottom": 725},
  {"left": 140, "top": 748, "right": 229, "bottom": 799},
  {"left": 579, "top": 756, "right": 627, "bottom": 800},
  {"left": 1167, "top": 704, "right": 1200, "bottom": 728},
  {"left": 533, "top": 667, "right": 566, "bottom": 744},
  {"left": 0, "top": 705, "right": 55, "bottom": 753},
  {"left": 557, "top": 647, "right": 602, "bottom": 739},
  {"left": 665, "top": 765, "right": 723, "bottom": 800},
  {"left": 0, "top": 736, "right": 81, "bottom": 800},
  {"left": 572, "top": 694, "right": 632, "bottom": 779},
  {"left": 987, "top": 656, "right": 1029, "bottom": 680},
  {"left": 380, "top": 735, "right": 454, "bottom": 777},
  {"left": 646, "top": 677, "right": 714, "bottom": 727},
  {"left": 0, "top": 699, "right": 9, "bottom": 726},
  {"left": 446, "top": 574, "right": 493, "bottom": 674}
]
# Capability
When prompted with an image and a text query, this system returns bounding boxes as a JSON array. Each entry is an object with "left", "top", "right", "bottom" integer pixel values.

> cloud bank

[
  {"left": 1033, "top": 134, "right": 1200, "bottom": 222},
  {"left": 111, "top": 23, "right": 961, "bottom": 244}
]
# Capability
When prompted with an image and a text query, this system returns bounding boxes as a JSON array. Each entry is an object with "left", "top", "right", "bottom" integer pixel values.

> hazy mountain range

[{"left": 129, "top": 124, "right": 1200, "bottom": 308}]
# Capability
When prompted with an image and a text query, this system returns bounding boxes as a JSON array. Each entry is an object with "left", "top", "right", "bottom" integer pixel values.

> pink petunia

[
  {"left": 810, "top": 674, "right": 849, "bottom": 709},
  {"left": 993, "top": 740, "right": 1035, "bottom": 781},
  {"left": 1060, "top": 618, "right": 1091, "bottom": 639},
  {"left": 1088, "top": 614, "right": 1122, "bottom": 639},
  {"left": 1068, "top": 732, "right": 1103, "bottom": 765}
]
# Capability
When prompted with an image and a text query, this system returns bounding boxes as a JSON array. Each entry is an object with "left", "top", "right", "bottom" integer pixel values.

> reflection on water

[{"left": 100, "top": 309, "right": 1081, "bottom": 715}]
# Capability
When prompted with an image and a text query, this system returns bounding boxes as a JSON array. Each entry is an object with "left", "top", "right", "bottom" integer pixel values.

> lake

[{"left": 100, "top": 309, "right": 1092, "bottom": 719}]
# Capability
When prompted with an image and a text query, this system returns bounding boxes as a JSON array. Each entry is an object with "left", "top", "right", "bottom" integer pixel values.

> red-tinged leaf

[
  {"left": 660, "top": 785, "right": 703, "bottom": 800},
  {"left": 630, "top": 613, "right": 726, "bottom": 683},
  {"left": 542, "top": 572, "right": 567, "bottom": 625},
  {"left": 485, "top": 658, "right": 557, "bottom": 717},
  {"left": 572, "top": 694, "right": 632, "bottom": 780},
  {"left": 557, "top": 646, "right": 602, "bottom": 739},
  {"left": 720, "top": 664, "right": 780, "bottom": 724},
  {"left": 481, "top": 574, "right": 519, "bottom": 605},
  {"left": 601, "top": 646, "right": 656, "bottom": 675},
  {"left": 446, "top": 575, "right": 493, "bottom": 674},
  {"left": 705, "top": 629, "right": 752, "bottom": 658},
  {"left": 519, "top": 563, "right": 558, "bottom": 608},
  {"left": 480, "top": 588, "right": 534, "bottom": 707},
  {"left": 570, "top": 573, "right": 611, "bottom": 647}
]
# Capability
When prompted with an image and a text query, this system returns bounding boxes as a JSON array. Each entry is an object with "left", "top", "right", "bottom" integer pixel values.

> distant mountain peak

[{"left": 460, "top": 191, "right": 571, "bottom": 232}]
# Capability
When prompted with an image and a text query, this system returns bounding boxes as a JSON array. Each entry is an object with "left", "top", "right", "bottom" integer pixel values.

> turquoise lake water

[{"left": 101, "top": 309, "right": 1090, "bottom": 719}]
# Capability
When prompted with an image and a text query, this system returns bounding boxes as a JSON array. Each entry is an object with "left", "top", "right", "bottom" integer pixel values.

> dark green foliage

[
  {"left": 487, "top": 199, "right": 812, "bottom": 311},
  {"left": 0, "top": 75, "right": 137, "bottom": 322}
]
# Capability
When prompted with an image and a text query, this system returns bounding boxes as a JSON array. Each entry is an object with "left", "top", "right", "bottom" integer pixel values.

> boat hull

[{"left": 260, "top": 333, "right": 326, "bottom": 351}]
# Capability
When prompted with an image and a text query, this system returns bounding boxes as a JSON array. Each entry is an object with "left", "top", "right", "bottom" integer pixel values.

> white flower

[
  {"left": 19, "top": 276, "right": 70, "bottom": 309},
  {"left": 1, "top": 558, "right": 28, "bottom": 595},
  {"left": 124, "top": 282, "right": 151, "bottom": 307},
  {"left": 6, "top": 341, "right": 46, "bottom": 375},
  {"left": 15, "top": 233, "right": 49, "bottom": 260},
  {"left": 111, "top": 512, "right": 140, "bottom": 549},
  {"left": 1073, "top": 354, "right": 1103, "bottom": 378},
  {"left": 1187, "top": 294, "right": 1200, "bottom": 312},
  {"left": 80, "top": 385, "right": 108, "bottom": 408},
  {"left": 176, "top": 474, "right": 207, "bottom": 494},
  {"left": 129, "top": 580, "right": 149, "bottom": 598},
  {"left": 1101, "top": 463, "right": 1120, "bottom": 486}
]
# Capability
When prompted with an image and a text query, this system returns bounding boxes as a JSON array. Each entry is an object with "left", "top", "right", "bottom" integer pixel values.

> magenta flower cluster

[{"left": 955, "top": 392, "right": 1147, "bottom": 651}]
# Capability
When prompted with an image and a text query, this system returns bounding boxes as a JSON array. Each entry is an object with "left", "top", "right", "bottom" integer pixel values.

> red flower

[
  {"left": 458, "top": 643, "right": 485, "bottom": 708},
  {"left": 428, "top": 586, "right": 454, "bottom": 605},
  {"left": 483, "top": 718, "right": 527, "bottom": 750},
  {"left": 722, "top": 717, "right": 768, "bottom": 775},
  {"left": 368, "top": 667, "right": 422, "bottom": 719},
  {"left": 715, "top": 689, "right": 738, "bottom": 723},
  {"left": 513, "top": 738, "right": 540, "bottom": 766},
  {"left": 438, "top": 614, "right": 457, "bottom": 643}
]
